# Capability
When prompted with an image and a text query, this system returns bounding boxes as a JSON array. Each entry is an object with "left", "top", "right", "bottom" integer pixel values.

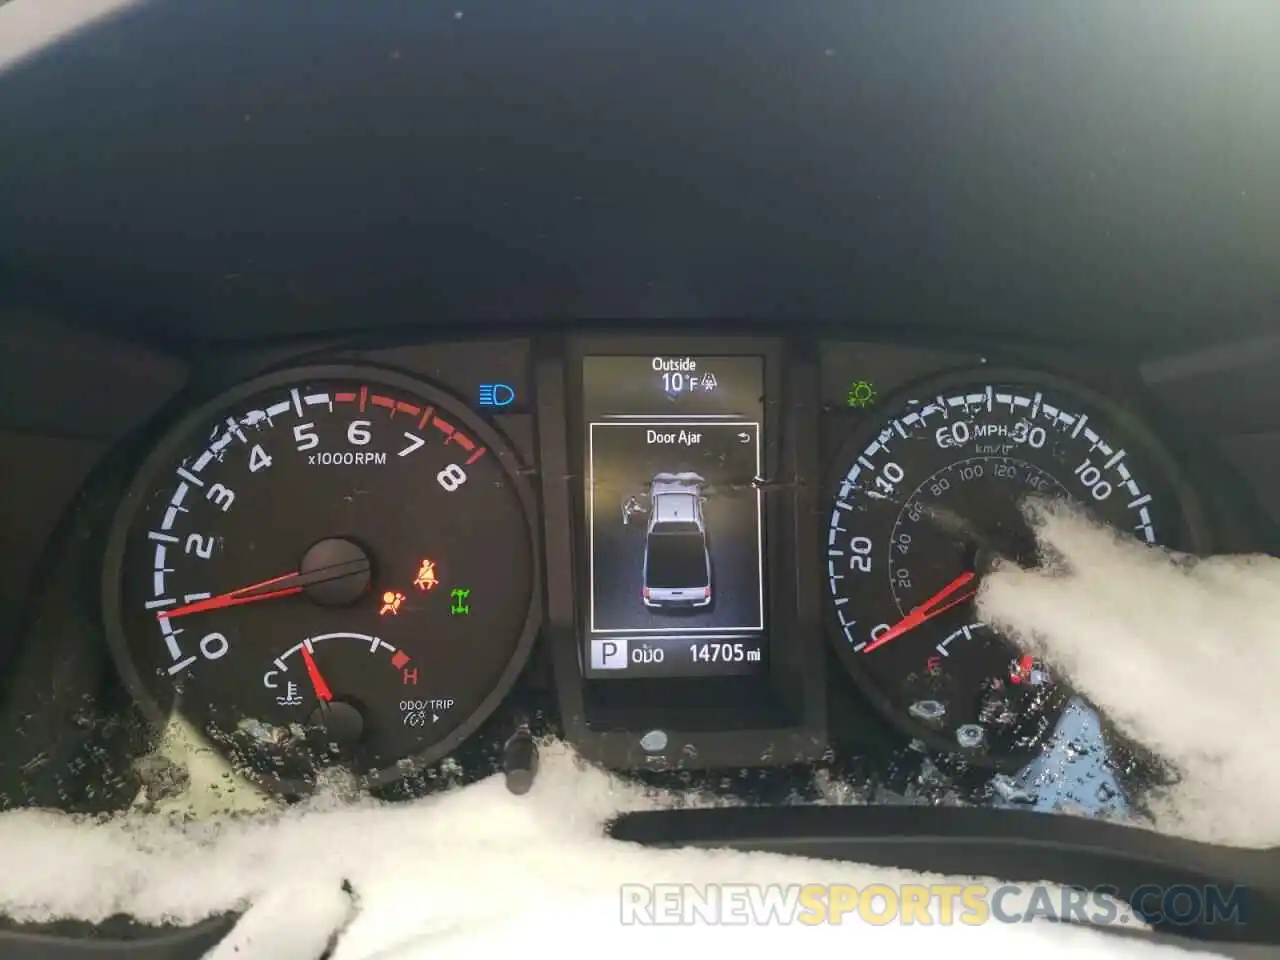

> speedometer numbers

[
  {"left": 103, "top": 366, "right": 540, "bottom": 794},
  {"left": 824, "top": 372, "right": 1193, "bottom": 767}
]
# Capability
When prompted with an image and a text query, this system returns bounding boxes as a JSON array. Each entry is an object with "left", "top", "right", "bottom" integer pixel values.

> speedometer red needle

[
  {"left": 300, "top": 645, "right": 333, "bottom": 703},
  {"left": 863, "top": 571, "right": 978, "bottom": 654}
]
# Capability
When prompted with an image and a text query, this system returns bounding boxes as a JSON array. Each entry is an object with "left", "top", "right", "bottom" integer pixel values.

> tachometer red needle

[
  {"left": 156, "top": 557, "right": 370, "bottom": 620},
  {"left": 863, "top": 571, "right": 978, "bottom": 654},
  {"left": 157, "top": 571, "right": 302, "bottom": 620},
  {"left": 300, "top": 645, "right": 334, "bottom": 703}
]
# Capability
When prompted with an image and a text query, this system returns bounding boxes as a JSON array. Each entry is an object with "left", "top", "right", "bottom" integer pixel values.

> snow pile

[
  {"left": 0, "top": 0, "right": 142, "bottom": 74},
  {"left": 978, "top": 500, "right": 1280, "bottom": 848},
  {"left": 0, "top": 745, "right": 646, "bottom": 928},
  {"left": 0, "top": 745, "right": 1181, "bottom": 960}
]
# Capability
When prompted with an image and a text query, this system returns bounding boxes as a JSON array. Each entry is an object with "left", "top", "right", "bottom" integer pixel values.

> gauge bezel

[
  {"left": 100, "top": 363, "right": 544, "bottom": 793},
  {"left": 821, "top": 364, "right": 1213, "bottom": 766}
]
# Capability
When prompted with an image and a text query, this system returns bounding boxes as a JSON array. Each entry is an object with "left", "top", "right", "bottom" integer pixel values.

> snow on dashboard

[
  {"left": 0, "top": 744, "right": 1192, "bottom": 960},
  {"left": 0, "top": 503, "right": 1273, "bottom": 959},
  {"left": 978, "top": 500, "right": 1280, "bottom": 849}
]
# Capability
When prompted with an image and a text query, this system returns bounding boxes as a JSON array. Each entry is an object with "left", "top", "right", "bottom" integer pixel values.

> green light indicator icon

[
  {"left": 847, "top": 380, "right": 876, "bottom": 408},
  {"left": 450, "top": 587, "right": 471, "bottom": 616}
]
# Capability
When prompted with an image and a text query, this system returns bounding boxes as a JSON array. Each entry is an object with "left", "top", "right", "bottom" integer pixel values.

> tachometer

[
  {"left": 823, "top": 368, "right": 1204, "bottom": 767},
  {"left": 103, "top": 365, "right": 540, "bottom": 794}
]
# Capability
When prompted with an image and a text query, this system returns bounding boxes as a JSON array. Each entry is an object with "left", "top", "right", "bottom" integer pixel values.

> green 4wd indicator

[{"left": 450, "top": 587, "right": 471, "bottom": 615}]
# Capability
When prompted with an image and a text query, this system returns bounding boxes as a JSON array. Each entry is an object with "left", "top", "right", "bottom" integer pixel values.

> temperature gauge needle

[
  {"left": 863, "top": 570, "right": 977, "bottom": 654},
  {"left": 300, "top": 644, "right": 334, "bottom": 703},
  {"left": 299, "top": 643, "right": 367, "bottom": 755},
  {"left": 156, "top": 556, "right": 371, "bottom": 620}
]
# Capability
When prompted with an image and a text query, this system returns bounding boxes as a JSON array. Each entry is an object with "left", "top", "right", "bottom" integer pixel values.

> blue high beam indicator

[{"left": 478, "top": 383, "right": 515, "bottom": 407}]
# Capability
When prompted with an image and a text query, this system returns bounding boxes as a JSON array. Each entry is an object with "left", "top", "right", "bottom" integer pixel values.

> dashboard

[
  {"left": 2, "top": 324, "right": 1272, "bottom": 815},
  {"left": 2, "top": 1, "right": 1280, "bottom": 955}
]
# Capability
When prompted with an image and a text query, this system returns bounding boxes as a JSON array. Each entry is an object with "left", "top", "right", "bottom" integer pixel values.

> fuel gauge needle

[
  {"left": 863, "top": 570, "right": 977, "bottom": 654},
  {"left": 299, "top": 644, "right": 334, "bottom": 703}
]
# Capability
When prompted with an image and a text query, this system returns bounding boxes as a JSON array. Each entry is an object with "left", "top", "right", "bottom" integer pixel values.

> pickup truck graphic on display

[{"left": 624, "top": 472, "right": 712, "bottom": 610}]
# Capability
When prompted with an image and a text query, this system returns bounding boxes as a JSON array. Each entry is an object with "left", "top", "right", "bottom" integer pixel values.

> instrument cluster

[{"left": 92, "top": 332, "right": 1222, "bottom": 802}]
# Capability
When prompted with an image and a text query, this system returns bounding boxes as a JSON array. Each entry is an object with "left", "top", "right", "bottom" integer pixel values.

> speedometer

[
  {"left": 103, "top": 365, "right": 540, "bottom": 794},
  {"left": 823, "top": 368, "right": 1205, "bottom": 767}
]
